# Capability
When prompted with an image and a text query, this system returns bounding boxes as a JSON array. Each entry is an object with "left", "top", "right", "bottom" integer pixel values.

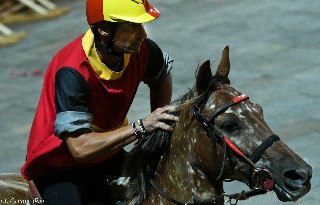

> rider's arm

[
  {"left": 143, "top": 38, "right": 174, "bottom": 111},
  {"left": 150, "top": 73, "right": 172, "bottom": 111},
  {"left": 65, "top": 124, "right": 137, "bottom": 162},
  {"left": 64, "top": 106, "right": 177, "bottom": 162},
  {"left": 54, "top": 68, "right": 178, "bottom": 163}
]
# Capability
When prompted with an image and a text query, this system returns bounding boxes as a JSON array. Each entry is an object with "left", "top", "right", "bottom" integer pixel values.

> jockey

[{"left": 21, "top": 0, "right": 179, "bottom": 204}]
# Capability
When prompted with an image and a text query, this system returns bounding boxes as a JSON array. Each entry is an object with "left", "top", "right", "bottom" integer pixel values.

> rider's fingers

[
  {"left": 154, "top": 105, "right": 177, "bottom": 114},
  {"left": 156, "top": 122, "right": 175, "bottom": 132},
  {"left": 162, "top": 105, "right": 178, "bottom": 112},
  {"left": 142, "top": 115, "right": 177, "bottom": 133},
  {"left": 158, "top": 113, "right": 179, "bottom": 122}
]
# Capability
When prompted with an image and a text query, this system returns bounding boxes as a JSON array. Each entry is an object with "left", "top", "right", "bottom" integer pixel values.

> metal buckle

[{"left": 251, "top": 168, "right": 275, "bottom": 191}]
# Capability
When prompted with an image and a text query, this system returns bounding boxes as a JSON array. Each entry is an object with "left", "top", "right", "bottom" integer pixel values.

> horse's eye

[{"left": 222, "top": 122, "right": 239, "bottom": 133}]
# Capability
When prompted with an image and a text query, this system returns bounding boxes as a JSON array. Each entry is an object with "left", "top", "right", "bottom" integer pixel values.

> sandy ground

[{"left": 0, "top": 0, "right": 319, "bottom": 204}]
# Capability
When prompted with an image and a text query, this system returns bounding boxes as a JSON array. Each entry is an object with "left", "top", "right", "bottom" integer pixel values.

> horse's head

[
  {"left": 189, "top": 46, "right": 312, "bottom": 202},
  {"left": 123, "top": 46, "right": 312, "bottom": 205}
]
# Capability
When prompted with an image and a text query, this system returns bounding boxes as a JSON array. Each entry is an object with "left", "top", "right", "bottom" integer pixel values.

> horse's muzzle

[{"left": 274, "top": 164, "right": 312, "bottom": 202}]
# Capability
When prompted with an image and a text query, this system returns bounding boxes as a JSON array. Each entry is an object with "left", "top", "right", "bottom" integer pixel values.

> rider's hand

[{"left": 141, "top": 105, "right": 179, "bottom": 134}]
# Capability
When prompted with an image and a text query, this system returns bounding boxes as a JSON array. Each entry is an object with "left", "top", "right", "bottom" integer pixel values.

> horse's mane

[
  {"left": 122, "top": 89, "right": 199, "bottom": 205},
  {"left": 122, "top": 70, "right": 229, "bottom": 205}
]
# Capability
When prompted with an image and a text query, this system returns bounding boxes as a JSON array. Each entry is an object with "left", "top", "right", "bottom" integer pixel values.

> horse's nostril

[
  {"left": 284, "top": 169, "right": 305, "bottom": 180},
  {"left": 283, "top": 169, "right": 309, "bottom": 190}
]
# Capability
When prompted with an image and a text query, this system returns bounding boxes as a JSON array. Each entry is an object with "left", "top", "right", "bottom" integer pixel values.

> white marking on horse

[
  {"left": 209, "top": 104, "right": 216, "bottom": 110},
  {"left": 116, "top": 177, "right": 130, "bottom": 186},
  {"left": 187, "top": 163, "right": 195, "bottom": 175}
]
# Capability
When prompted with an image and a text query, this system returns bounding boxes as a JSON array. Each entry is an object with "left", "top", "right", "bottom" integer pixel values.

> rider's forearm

[
  {"left": 65, "top": 125, "right": 136, "bottom": 163},
  {"left": 150, "top": 73, "right": 173, "bottom": 111}
]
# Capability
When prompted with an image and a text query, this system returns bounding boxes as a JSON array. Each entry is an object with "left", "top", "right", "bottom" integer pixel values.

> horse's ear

[
  {"left": 196, "top": 60, "right": 212, "bottom": 95},
  {"left": 215, "top": 46, "right": 230, "bottom": 78}
]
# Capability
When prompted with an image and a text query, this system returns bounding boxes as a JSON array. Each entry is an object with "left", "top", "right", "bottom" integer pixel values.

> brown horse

[
  {"left": 0, "top": 173, "right": 29, "bottom": 204},
  {"left": 121, "top": 46, "right": 312, "bottom": 205},
  {"left": 0, "top": 47, "right": 312, "bottom": 205}
]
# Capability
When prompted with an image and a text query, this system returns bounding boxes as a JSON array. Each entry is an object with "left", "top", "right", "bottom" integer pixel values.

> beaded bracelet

[
  {"left": 137, "top": 119, "right": 146, "bottom": 135},
  {"left": 131, "top": 121, "right": 141, "bottom": 141}
]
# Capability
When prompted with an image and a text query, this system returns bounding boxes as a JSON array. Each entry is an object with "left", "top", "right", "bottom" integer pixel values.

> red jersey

[{"left": 21, "top": 29, "right": 159, "bottom": 180}]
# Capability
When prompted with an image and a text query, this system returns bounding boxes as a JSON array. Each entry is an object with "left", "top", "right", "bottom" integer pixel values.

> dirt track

[{"left": 0, "top": 0, "right": 319, "bottom": 204}]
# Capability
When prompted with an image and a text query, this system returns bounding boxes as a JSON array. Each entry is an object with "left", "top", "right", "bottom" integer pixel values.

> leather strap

[
  {"left": 249, "top": 135, "right": 280, "bottom": 163},
  {"left": 28, "top": 180, "right": 43, "bottom": 204}
]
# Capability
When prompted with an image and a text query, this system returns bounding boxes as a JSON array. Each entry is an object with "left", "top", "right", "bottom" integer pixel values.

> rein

[
  {"left": 149, "top": 93, "right": 280, "bottom": 205},
  {"left": 149, "top": 178, "right": 225, "bottom": 205}
]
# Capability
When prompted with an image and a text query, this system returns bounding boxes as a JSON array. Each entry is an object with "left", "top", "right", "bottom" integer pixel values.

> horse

[
  {"left": 0, "top": 173, "right": 29, "bottom": 204},
  {"left": 120, "top": 46, "right": 312, "bottom": 205},
  {"left": 0, "top": 47, "right": 312, "bottom": 205}
]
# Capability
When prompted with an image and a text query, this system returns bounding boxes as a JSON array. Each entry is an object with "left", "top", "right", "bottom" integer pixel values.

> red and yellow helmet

[{"left": 86, "top": 0, "right": 160, "bottom": 25}]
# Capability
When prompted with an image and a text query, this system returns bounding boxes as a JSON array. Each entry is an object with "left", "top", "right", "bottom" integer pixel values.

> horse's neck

[{"left": 145, "top": 111, "right": 224, "bottom": 204}]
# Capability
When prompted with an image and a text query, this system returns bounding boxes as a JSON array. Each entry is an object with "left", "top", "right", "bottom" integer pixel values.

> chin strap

[{"left": 94, "top": 38, "right": 123, "bottom": 57}]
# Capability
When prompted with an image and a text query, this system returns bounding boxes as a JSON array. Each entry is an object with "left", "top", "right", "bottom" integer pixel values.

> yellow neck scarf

[{"left": 82, "top": 29, "right": 131, "bottom": 81}]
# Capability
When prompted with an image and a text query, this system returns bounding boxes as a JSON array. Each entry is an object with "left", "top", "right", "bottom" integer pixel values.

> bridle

[{"left": 149, "top": 93, "right": 280, "bottom": 205}]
